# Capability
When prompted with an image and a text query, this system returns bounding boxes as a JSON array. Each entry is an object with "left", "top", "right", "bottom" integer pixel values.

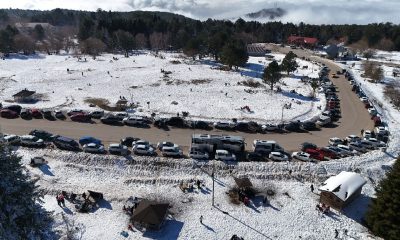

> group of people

[{"left": 179, "top": 179, "right": 203, "bottom": 192}]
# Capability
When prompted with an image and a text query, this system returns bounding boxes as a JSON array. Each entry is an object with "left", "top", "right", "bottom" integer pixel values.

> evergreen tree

[
  {"left": 263, "top": 60, "right": 282, "bottom": 90},
  {"left": 114, "top": 30, "right": 135, "bottom": 57},
  {"left": 310, "top": 79, "right": 319, "bottom": 98},
  {"left": 33, "top": 24, "right": 45, "bottom": 41},
  {"left": 183, "top": 38, "right": 201, "bottom": 60},
  {"left": 281, "top": 51, "right": 298, "bottom": 75},
  {"left": 0, "top": 145, "right": 53, "bottom": 239},
  {"left": 220, "top": 40, "right": 248, "bottom": 70},
  {"left": 365, "top": 159, "right": 400, "bottom": 240}
]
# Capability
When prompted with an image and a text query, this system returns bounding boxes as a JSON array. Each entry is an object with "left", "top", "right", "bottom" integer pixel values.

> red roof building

[{"left": 287, "top": 36, "right": 318, "bottom": 47}]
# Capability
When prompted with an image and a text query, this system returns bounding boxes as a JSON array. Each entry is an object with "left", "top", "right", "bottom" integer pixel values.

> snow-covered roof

[{"left": 319, "top": 171, "right": 366, "bottom": 201}]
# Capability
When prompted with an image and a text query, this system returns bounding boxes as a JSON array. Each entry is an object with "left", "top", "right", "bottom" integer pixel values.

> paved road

[{"left": 0, "top": 48, "right": 374, "bottom": 152}]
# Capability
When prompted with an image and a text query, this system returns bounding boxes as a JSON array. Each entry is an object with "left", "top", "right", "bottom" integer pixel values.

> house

[
  {"left": 131, "top": 200, "right": 169, "bottom": 230},
  {"left": 247, "top": 44, "right": 271, "bottom": 57},
  {"left": 318, "top": 171, "right": 367, "bottom": 210},
  {"left": 13, "top": 89, "right": 36, "bottom": 103},
  {"left": 287, "top": 36, "right": 318, "bottom": 48}
]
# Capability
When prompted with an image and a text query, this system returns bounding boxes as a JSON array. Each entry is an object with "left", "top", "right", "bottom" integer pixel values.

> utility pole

[{"left": 212, "top": 160, "right": 215, "bottom": 207}]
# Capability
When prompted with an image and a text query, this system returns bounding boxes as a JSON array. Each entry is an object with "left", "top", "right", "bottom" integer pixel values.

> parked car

[
  {"left": 337, "top": 144, "right": 357, "bottom": 156},
  {"left": 262, "top": 124, "right": 279, "bottom": 132},
  {"left": 166, "top": 117, "right": 186, "bottom": 128},
  {"left": 20, "top": 135, "right": 45, "bottom": 147},
  {"left": 190, "top": 121, "right": 212, "bottom": 130},
  {"left": 284, "top": 121, "right": 302, "bottom": 132},
  {"left": 247, "top": 152, "right": 265, "bottom": 161},
  {"left": 236, "top": 121, "right": 260, "bottom": 133},
  {"left": 346, "top": 135, "right": 361, "bottom": 143},
  {"left": 123, "top": 116, "right": 148, "bottom": 127},
  {"left": 41, "top": 109, "right": 55, "bottom": 120},
  {"left": 115, "top": 112, "right": 128, "bottom": 121},
  {"left": 157, "top": 141, "right": 176, "bottom": 150},
  {"left": 0, "top": 109, "right": 18, "bottom": 118},
  {"left": 359, "top": 140, "right": 376, "bottom": 150},
  {"left": 316, "top": 116, "right": 331, "bottom": 126},
  {"left": 83, "top": 143, "right": 106, "bottom": 154},
  {"left": 269, "top": 152, "right": 289, "bottom": 161},
  {"left": 304, "top": 149, "right": 325, "bottom": 161},
  {"left": 108, "top": 143, "right": 129, "bottom": 155},
  {"left": 67, "top": 109, "right": 84, "bottom": 116},
  {"left": 90, "top": 110, "right": 105, "bottom": 119},
  {"left": 100, "top": 115, "right": 122, "bottom": 125},
  {"left": 20, "top": 108, "right": 31, "bottom": 119},
  {"left": 53, "top": 136, "right": 80, "bottom": 151},
  {"left": 70, "top": 113, "right": 91, "bottom": 122},
  {"left": 133, "top": 140, "right": 150, "bottom": 148},
  {"left": 291, "top": 152, "right": 312, "bottom": 162},
  {"left": 79, "top": 136, "right": 102, "bottom": 146},
  {"left": 364, "top": 138, "right": 386, "bottom": 148},
  {"left": 302, "top": 121, "right": 317, "bottom": 131},
  {"left": 214, "top": 121, "right": 235, "bottom": 131},
  {"left": 31, "top": 108, "right": 43, "bottom": 118},
  {"left": 54, "top": 110, "right": 66, "bottom": 119},
  {"left": 4, "top": 134, "right": 21, "bottom": 145},
  {"left": 318, "top": 147, "right": 339, "bottom": 159},
  {"left": 29, "top": 129, "right": 55, "bottom": 141},
  {"left": 374, "top": 126, "right": 389, "bottom": 136},
  {"left": 215, "top": 150, "right": 236, "bottom": 161},
  {"left": 348, "top": 142, "right": 367, "bottom": 153},
  {"left": 363, "top": 130, "right": 372, "bottom": 139},
  {"left": 133, "top": 144, "right": 155, "bottom": 156},
  {"left": 300, "top": 142, "right": 318, "bottom": 151},
  {"left": 4, "top": 105, "right": 22, "bottom": 114},
  {"left": 120, "top": 137, "right": 141, "bottom": 147},
  {"left": 161, "top": 146, "right": 183, "bottom": 157},
  {"left": 325, "top": 146, "right": 346, "bottom": 158},
  {"left": 189, "top": 149, "right": 209, "bottom": 160},
  {"left": 329, "top": 137, "right": 343, "bottom": 146}
]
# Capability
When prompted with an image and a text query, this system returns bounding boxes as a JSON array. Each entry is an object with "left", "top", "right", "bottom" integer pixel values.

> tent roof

[
  {"left": 318, "top": 171, "right": 366, "bottom": 201},
  {"left": 132, "top": 200, "right": 169, "bottom": 227},
  {"left": 13, "top": 89, "right": 35, "bottom": 97}
]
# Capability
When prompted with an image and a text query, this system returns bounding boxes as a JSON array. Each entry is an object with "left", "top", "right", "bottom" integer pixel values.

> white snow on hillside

[{"left": 0, "top": 52, "right": 323, "bottom": 123}]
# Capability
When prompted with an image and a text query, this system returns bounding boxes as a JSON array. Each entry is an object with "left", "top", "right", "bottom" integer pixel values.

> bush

[{"left": 384, "top": 84, "right": 400, "bottom": 109}]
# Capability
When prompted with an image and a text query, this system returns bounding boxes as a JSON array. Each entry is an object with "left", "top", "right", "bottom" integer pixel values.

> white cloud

[{"left": 0, "top": 0, "right": 398, "bottom": 24}]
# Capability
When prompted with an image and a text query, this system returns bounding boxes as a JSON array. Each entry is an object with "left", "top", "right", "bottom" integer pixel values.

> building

[
  {"left": 318, "top": 171, "right": 367, "bottom": 210},
  {"left": 13, "top": 89, "right": 36, "bottom": 103},
  {"left": 131, "top": 200, "right": 169, "bottom": 230},
  {"left": 247, "top": 44, "right": 271, "bottom": 57},
  {"left": 287, "top": 36, "right": 318, "bottom": 48}
]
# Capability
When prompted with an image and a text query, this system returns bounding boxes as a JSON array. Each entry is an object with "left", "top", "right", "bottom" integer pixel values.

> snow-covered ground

[
  {"left": 12, "top": 51, "right": 400, "bottom": 240},
  {"left": 0, "top": 52, "right": 323, "bottom": 123},
  {"left": 371, "top": 50, "right": 400, "bottom": 65}
]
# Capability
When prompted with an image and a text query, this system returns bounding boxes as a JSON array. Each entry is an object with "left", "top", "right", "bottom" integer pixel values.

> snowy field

[
  {"left": 12, "top": 51, "right": 400, "bottom": 240},
  {"left": 370, "top": 50, "right": 400, "bottom": 65},
  {"left": 0, "top": 51, "right": 323, "bottom": 123}
]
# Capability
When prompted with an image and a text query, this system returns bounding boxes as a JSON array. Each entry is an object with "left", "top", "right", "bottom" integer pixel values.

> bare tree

[
  {"left": 363, "top": 61, "right": 383, "bottom": 83},
  {"left": 135, "top": 33, "right": 148, "bottom": 49},
  {"left": 149, "top": 32, "right": 170, "bottom": 50},
  {"left": 61, "top": 213, "right": 86, "bottom": 240},
  {"left": 80, "top": 37, "right": 106, "bottom": 59}
]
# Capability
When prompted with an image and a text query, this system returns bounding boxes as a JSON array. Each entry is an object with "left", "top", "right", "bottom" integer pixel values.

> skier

[
  {"left": 200, "top": 215, "right": 203, "bottom": 224},
  {"left": 310, "top": 184, "right": 314, "bottom": 193}
]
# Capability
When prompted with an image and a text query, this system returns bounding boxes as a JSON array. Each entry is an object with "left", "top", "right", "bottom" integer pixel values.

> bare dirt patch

[{"left": 84, "top": 97, "right": 126, "bottom": 111}]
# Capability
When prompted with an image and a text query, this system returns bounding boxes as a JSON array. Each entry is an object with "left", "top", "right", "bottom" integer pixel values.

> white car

[
  {"left": 316, "top": 116, "right": 331, "bottom": 126},
  {"left": 189, "top": 150, "right": 209, "bottom": 160},
  {"left": 20, "top": 135, "right": 45, "bottom": 147},
  {"left": 291, "top": 152, "right": 312, "bottom": 162},
  {"left": 374, "top": 126, "right": 388, "bottom": 136},
  {"left": 83, "top": 143, "right": 105, "bottom": 154},
  {"left": 360, "top": 97, "right": 369, "bottom": 103},
  {"left": 337, "top": 144, "right": 357, "bottom": 156},
  {"left": 115, "top": 112, "right": 128, "bottom": 120},
  {"left": 359, "top": 140, "right": 376, "bottom": 150},
  {"left": 3, "top": 134, "right": 21, "bottom": 145},
  {"left": 329, "top": 137, "right": 343, "bottom": 146},
  {"left": 269, "top": 152, "right": 289, "bottom": 161},
  {"left": 214, "top": 121, "right": 235, "bottom": 130},
  {"left": 157, "top": 141, "right": 177, "bottom": 150},
  {"left": 363, "top": 130, "right": 372, "bottom": 139},
  {"left": 162, "top": 146, "right": 183, "bottom": 157},
  {"left": 346, "top": 135, "right": 361, "bottom": 143},
  {"left": 108, "top": 143, "right": 129, "bottom": 155},
  {"left": 262, "top": 124, "right": 279, "bottom": 131},
  {"left": 133, "top": 144, "right": 155, "bottom": 156},
  {"left": 348, "top": 142, "right": 367, "bottom": 153},
  {"left": 123, "top": 116, "right": 146, "bottom": 126},
  {"left": 364, "top": 138, "right": 386, "bottom": 148},
  {"left": 134, "top": 140, "right": 150, "bottom": 147},
  {"left": 215, "top": 150, "right": 236, "bottom": 161}
]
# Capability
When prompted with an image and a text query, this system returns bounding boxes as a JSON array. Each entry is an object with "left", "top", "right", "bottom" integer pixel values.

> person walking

[
  {"left": 57, "top": 193, "right": 65, "bottom": 207},
  {"left": 334, "top": 229, "right": 339, "bottom": 238},
  {"left": 310, "top": 184, "right": 314, "bottom": 193},
  {"left": 361, "top": 129, "right": 364, "bottom": 136},
  {"left": 200, "top": 215, "right": 203, "bottom": 224}
]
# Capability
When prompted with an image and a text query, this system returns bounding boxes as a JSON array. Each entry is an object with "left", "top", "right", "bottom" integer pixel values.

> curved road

[{"left": 0, "top": 48, "right": 374, "bottom": 152}]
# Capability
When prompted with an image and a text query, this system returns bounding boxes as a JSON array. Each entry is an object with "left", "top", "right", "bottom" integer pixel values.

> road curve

[{"left": 0, "top": 48, "right": 374, "bottom": 152}]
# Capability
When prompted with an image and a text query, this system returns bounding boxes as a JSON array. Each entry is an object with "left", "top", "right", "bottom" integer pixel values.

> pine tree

[
  {"left": 365, "top": 159, "right": 400, "bottom": 240},
  {"left": 220, "top": 40, "right": 248, "bottom": 70},
  {"left": 263, "top": 60, "right": 282, "bottom": 90},
  {"left": 280, "top": 51, "right": 298, "bottom": 75},
  {"left": 0, "top": 145, "right": 53, "bottom": 239}
]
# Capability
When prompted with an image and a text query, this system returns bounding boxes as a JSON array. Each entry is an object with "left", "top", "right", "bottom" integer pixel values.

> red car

[
  {"left": 70, "top": 113, "right": 91, "bottom": 122},
  {"left": 372, "top": 116, "right": 381, "bottom": 126},
  {"left": 0, "top": 109, "right": 18, "bottom": 118},
  {"left": 31, "top": 108, "right": 43, "bottom": 118},
  {"left": 305, "top": 149, "right": 325, "bottom": 161},
  {"left": 317, "top": 147, "right": 338, "bottom": 159}
]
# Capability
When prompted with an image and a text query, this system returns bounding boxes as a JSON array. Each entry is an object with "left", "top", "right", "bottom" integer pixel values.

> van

[
  {"left": 253, "top": 140, "right": 284, "bottom": 155},
  {"left": 316, "top": 115, "right": 331, "bottom": 126}
]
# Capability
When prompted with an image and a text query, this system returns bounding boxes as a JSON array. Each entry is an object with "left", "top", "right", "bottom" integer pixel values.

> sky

[{"left": 0, "top": 0, "right": 399, "bottom": 24}]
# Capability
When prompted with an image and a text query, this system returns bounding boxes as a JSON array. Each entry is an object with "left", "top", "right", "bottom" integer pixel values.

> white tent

[{"left": 319, "top": 171, "right": 367, "bottom": 201}]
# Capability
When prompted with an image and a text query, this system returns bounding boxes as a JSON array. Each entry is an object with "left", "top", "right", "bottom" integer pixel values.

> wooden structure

[
  {"left": 131, "top": 200, "right": 169, "bottom": 230},
  {"left": 287, "top": 36, "right": 318, "bottom": 48},
  {"left": 318, "top": 171, "right": 366, "bottom": 210},
  {"left": 116, "top": 99, "right": 128, "bottom": 110},
  {"left": 13, "top": 89, "right": 36, "bottom": 103}
]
